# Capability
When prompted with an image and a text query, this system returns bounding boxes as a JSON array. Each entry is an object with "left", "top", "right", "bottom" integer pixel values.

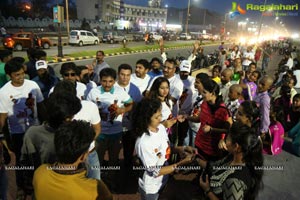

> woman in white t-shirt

[
  {"left": 230, "top": 45, "right": 241, "bottom": 61},
  {"left": 133, "top": 98, "right": 194, "bottom": 200},
  {"left": 148, "top": 77, "right": 176, "bottom": 128}
]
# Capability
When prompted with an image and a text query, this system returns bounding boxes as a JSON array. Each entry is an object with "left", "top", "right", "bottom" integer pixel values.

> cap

[
  {"left": 35, "top": 60, "right": 47, "bottom": 70},
  {"left": 179, "top": 60, "right": 191, "bottom": 72}
]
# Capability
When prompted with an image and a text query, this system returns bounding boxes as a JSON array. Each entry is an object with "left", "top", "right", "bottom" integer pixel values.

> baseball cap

[
  {"left": 35, "top": 60, "right": 47, "bottom": 70},
  {"left": 179, "top": 60, "right": 191, "bottom": 72}
]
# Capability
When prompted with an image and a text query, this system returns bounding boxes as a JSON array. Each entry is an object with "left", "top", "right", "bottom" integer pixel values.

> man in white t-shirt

[
  {"left": 176, "top": 60, "right": 196, "bottom": 145},
  {"left": 242, "top": 46, "right": 255, "bottom": 71},
  {"left": 130, "top": 59, "right": 151, "bottom": 95},
  {"left": 0, "top": 60, "right": 46, "bottom": 187},
  {"left": 87, "top": 68, "right": 133, "bottom": 187},
  {"left": 115, "top": 64, "right": 142, "bottom": 167},
  {"left": 76, "top": 65, "right": 97, "bottom": 98},
  {"left": 49, "top": 62, "right": 87, "bottom": 100}
]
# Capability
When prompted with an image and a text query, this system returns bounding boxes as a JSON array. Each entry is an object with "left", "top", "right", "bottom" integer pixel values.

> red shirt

[{"left": 195, "top": 101, "right": 230, "bottom": 157}]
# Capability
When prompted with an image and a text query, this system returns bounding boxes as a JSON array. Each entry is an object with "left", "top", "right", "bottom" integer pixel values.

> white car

[
  {"left": 69, "top": 30, "right": 100, "bottom": 46},
  {"left": 150, "top": 32, "right": 163, "bottom": 41},
  {"left": 179, "top": 33, "right": 192, "bottom": 40}
]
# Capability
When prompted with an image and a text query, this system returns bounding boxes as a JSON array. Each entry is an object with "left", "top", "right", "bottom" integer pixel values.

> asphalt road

[{"left": 13, "top": 40, "right": 212, "bottom": 58}]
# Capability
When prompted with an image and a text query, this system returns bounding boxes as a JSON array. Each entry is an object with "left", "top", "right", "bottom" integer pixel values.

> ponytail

[{"left": 230, "top": 122, "right": 264, "bottom": 200}]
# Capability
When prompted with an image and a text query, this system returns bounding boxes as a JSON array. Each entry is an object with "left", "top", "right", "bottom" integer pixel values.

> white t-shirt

[
  {"left": 161, "top": 101, "right": 173, "bottom": 122},
  {"left": 0, "top": 80, "right": 44, "bottom": 134},
  {"left": 294, "top": 70, "right": 300, "bottom": 88},
  {"left": 286, "top": 58, "right": 293, "bottom": 69},
  {"left": 242, "top": 51, "right": 254, "bottom": 66},
  {"left": 73, "top": 100, "right": 101, "bottom": 125},
  {"left": 49, "top": 81, "right": 87, "bottom": 100},
  {"left": 230, "top": 51, "right": 241, "bottom": 60},
  {"left": 114, "top": 82, "right": 142, "bottom": 131},
  {"left": 135, "top": 124, "right": 170, "bottom": 194},
  {"left": 177, "top": 75, "right": 196, "bottom": 114},
  {"left": 86, "top": 86, "right": 132, "bottom": 134},
  {"left": 130, "top": 73, "right": 151, "bottom": 94}
]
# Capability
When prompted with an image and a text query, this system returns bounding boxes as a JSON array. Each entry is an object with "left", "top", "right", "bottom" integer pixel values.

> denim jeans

[
  {"left": 139, "top": 187, "right": 159, "bottom": 200},
  {"left": 262, "top": 57, "right": 270, "bottom": 71},
  {"left": 183, "top": 128, "right": 197, "bottom": 147},
  {"left": 86, "top": 150, "right": 101, "bottom": 180}
]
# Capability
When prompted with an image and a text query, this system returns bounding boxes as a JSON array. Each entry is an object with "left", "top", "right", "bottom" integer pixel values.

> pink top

[{"left": 263, "top": 122, "right": 284, "bottom": 155}]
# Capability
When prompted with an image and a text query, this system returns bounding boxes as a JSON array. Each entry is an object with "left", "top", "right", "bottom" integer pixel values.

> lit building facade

[{"left": 76, "top": 0, "right": 167, "bottom": 31}]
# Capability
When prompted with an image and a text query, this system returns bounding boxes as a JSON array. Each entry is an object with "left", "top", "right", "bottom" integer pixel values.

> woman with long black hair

[
  {"left": 194, "top": 79, "right": 232, "bottom": 161},
  {"left": 133, "top": 98, "right": 194, "bottom": 200},
  {"left": 198, "top": 122, "right": 264, "bottom": 200}
]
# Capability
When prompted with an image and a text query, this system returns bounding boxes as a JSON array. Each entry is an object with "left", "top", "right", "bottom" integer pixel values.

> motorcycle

[{"left": 206, "top": 50, "right": 220, "bottom": 66}]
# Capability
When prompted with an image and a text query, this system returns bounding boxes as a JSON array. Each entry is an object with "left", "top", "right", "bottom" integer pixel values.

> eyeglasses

[
  {"left": 63, "top": 73, "right": 76, "bottom": 77},
  {"left": 163, "top": 66, "right": 174, "bottom": 70}
]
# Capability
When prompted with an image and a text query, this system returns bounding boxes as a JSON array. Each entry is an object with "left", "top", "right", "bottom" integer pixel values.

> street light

[
  {"left": 66, "top": 0, "right": 70, "bottom": 39},
  {"left": 185, "top": 0, "right": 191, "bottom": 34},
  {"left": 185, "top": 0, "right": 198, "bottom": 34},
  {"left": 223, "top": 11, "right": 233, "bottom": 39}
]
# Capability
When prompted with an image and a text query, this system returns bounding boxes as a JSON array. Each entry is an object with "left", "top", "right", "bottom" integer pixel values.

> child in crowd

[
  {"left": 219, "top": 68, "right": 233, "bottom": 104},
  {"left": 235, "top": 100, "right": 260, "bottom": 132},
  {"left": 226, "top": 84, "right": 243, "bottom": 121},
  {"left": 262, "top": 106, "right": 285, "bottom": 155},
  {"left": 211, "top": 65, "right": 222, "bottom": 84},
  {"left": 240, "top": 70, "right": 261, "bottom": 101},
  {"left": 245, "top": 62, "right": 257, "bottom": 80},
  {"left": 254, "top": 76, "right": 273, "bottom": 136}
]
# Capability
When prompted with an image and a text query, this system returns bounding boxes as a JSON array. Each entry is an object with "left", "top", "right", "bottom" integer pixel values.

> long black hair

[
  {"left": 202, "top": 79, "right": 223, "bottom": 114},
  {"left": 239, "top": 101, "right": 260, "bottom": 134},
  {"left": 149, "top": 77, "right": 172, "bottom": 108},
  {"left": 229, "top": 122, "right": 264, "bottom": 200},
  {"left": 132, "top": 98, "right": 162, "bottom": 137}
]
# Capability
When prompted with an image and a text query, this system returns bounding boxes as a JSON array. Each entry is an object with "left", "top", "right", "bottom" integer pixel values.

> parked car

[
  {"left": 102, "top": 31, "right": 126, "bottom": 43},
  {"left": 162, "top": 31, "right": 177, "bottom": 41},
  {"left": 69, "top": 30, "right": 100, "bottom": 46},
  {"left": 179, "top": 33, "right": 192, "bottom": 40},
  {"left": 149, "top": 32, "right": 163, "bottom": 41},
  {"left": 132, "top": 31, "right": 145, "bottom": 42},
  {"left": 2, "top": 32, "right": 52, "bottom": 51}
]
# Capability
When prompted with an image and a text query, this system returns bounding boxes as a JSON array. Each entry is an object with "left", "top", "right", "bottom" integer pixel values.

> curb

[{"left": 47, "top": 45, "right": 194, "bottom": 64}]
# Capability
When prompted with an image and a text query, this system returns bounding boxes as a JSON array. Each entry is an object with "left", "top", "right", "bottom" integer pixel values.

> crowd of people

[{"left": 0, "top": 37, "right": 299, "bottom": 200}]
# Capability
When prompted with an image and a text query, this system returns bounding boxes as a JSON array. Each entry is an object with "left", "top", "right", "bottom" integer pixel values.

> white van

[{"left": 69, "top": 30, "right": 100, "bottom": 46}]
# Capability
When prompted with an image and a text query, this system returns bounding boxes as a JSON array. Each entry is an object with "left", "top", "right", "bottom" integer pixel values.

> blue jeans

[
  {"left": 86, "top": 150, "right": 101, "bottom": 180},
  {"left": 183, "top": 128, "right": 197, "bottom": 147},
  {"left": 139, "top": 187, "right": 159, "bottom": 200},
  {"left": 262, "top": 57, "right": 270, "bottom": 71}
]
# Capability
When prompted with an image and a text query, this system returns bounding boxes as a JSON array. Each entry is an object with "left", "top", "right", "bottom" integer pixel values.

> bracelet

[{"left": 204, "top": 188, "right": 213, "bottom": 196}]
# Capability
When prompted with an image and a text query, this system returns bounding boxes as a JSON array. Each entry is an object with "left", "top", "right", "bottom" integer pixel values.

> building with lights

[{"left": 76, "top": 0, "right": 167, "bottom": 31}]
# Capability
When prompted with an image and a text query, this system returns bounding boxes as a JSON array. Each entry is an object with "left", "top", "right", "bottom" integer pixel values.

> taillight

[{"left": 77, "top": 35, "right": 79, "bottom": 40}]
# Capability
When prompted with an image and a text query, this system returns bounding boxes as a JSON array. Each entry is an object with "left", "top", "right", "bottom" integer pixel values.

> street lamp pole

[
  {"left": 185, "top": 0, "right": 191, "bottom": 34},
  {"left": 223, "top": 12, "right": 232, "bottom": 40},
  {"left": 66, "top": 0, "right": 70, "bottom": 38}
]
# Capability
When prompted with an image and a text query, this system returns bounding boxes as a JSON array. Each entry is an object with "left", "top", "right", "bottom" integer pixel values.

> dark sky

[{"left": 124, "top": 0, "right": 300, "bottom": 32}]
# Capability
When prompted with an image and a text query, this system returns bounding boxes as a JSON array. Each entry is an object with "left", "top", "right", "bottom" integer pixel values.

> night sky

[{"left": 124, "top": 0, "right": 300, "bottom": 33}]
